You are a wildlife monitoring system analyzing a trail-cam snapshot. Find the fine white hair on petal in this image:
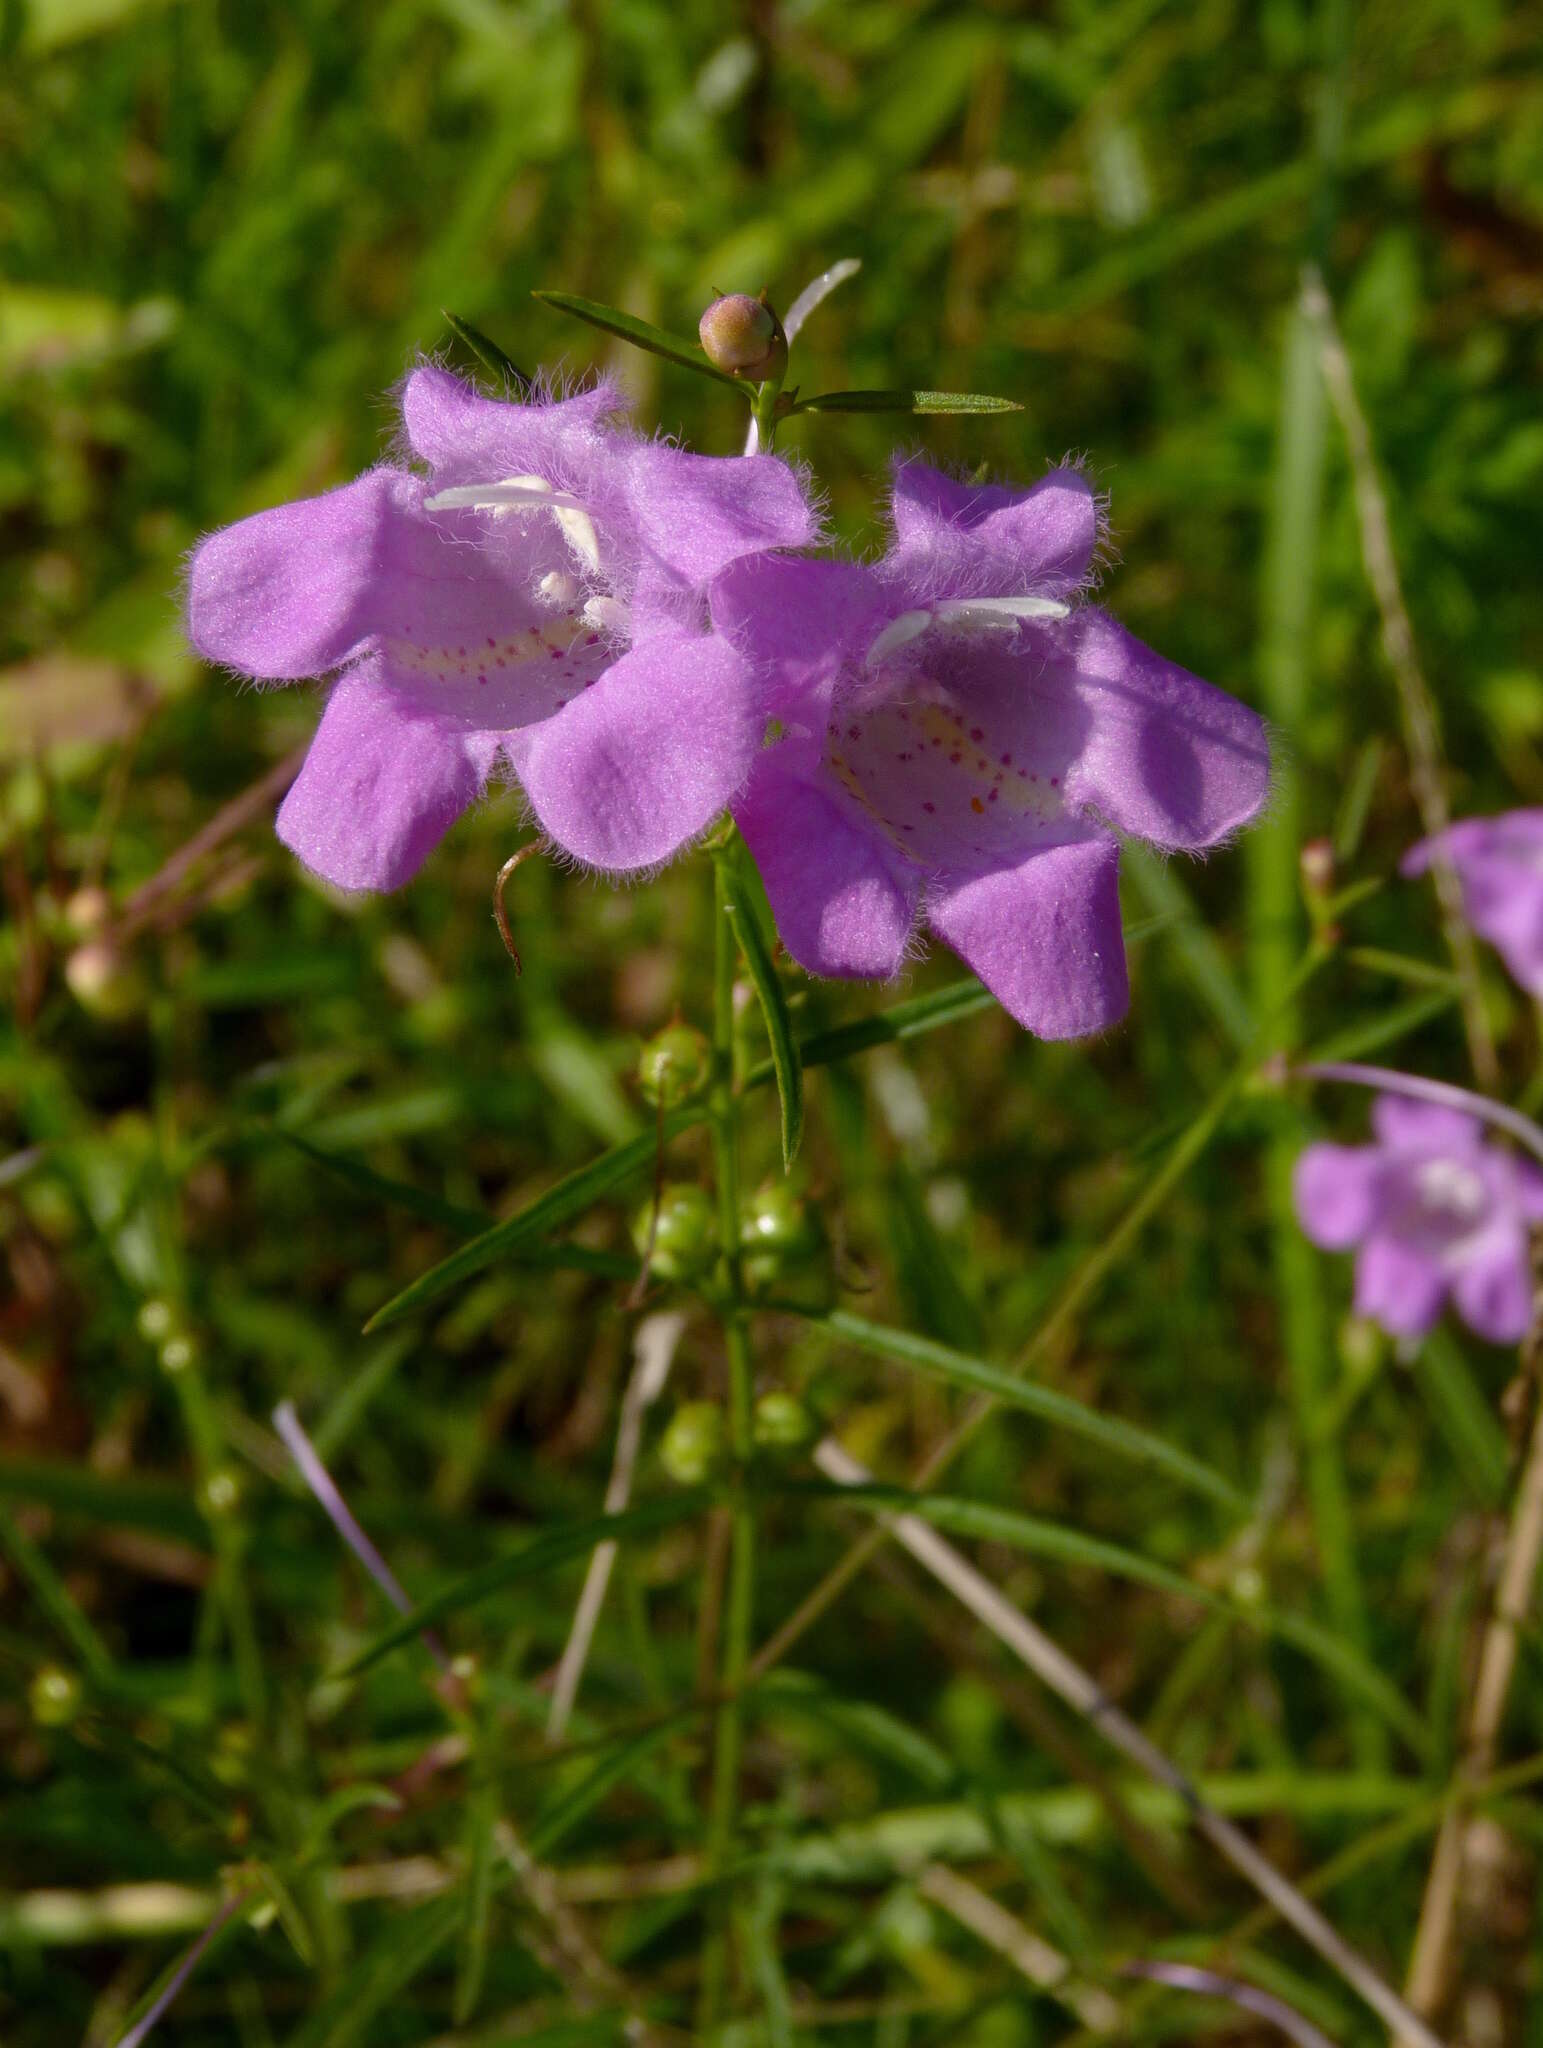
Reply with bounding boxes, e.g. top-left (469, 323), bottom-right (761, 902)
top-left (742, 256), bottom-right (863, 453)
